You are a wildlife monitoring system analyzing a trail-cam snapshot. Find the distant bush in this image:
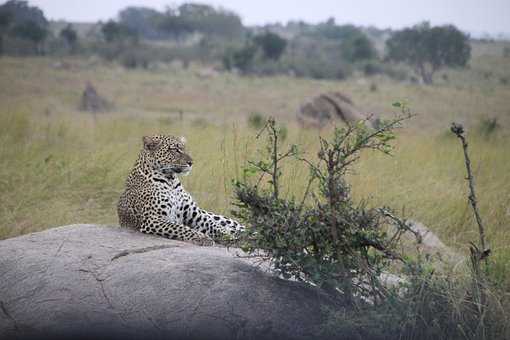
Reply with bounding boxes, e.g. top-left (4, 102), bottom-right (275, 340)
top-left (101, 20), bottom-right (137, 43)
top-left (218, 17), bottom-right (384, 81)
top-left (119, 48), bottom-right (149, 69)
top-left (95, 39), bottom-right (218, 70)
top-left (383, 64), bottom-right (409, 81)
top-left (311, 20), bottom-right (364, 41)
top-left (191, 117), bottom-right (209, 128)
top-left (341, 33), bottom-right (377, 62)
top-left (478, 117), bottom-right (500, 137)
top-left (247, 112), bottom-right (266, 129)
top-left (285, 54), bottom-right (352, 80)
top-left (59, 24), bottom-right (78, 52)
top-left (363, 61), bottom-right (384, 76)
top-left (222, 44), bottom-right (257, 73)
top-left (305, 19), bottom-right (377, 63)
top-left (503, 46), bottom-right (510, 58)
top-left (253, 32), bottom-right (287, 61)
top-left (222, 32), bottom-right (287, 74)
top-left (362, 61), bottom-right (409, 81)
top-left (483, 71), bottom-right (493, 79)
